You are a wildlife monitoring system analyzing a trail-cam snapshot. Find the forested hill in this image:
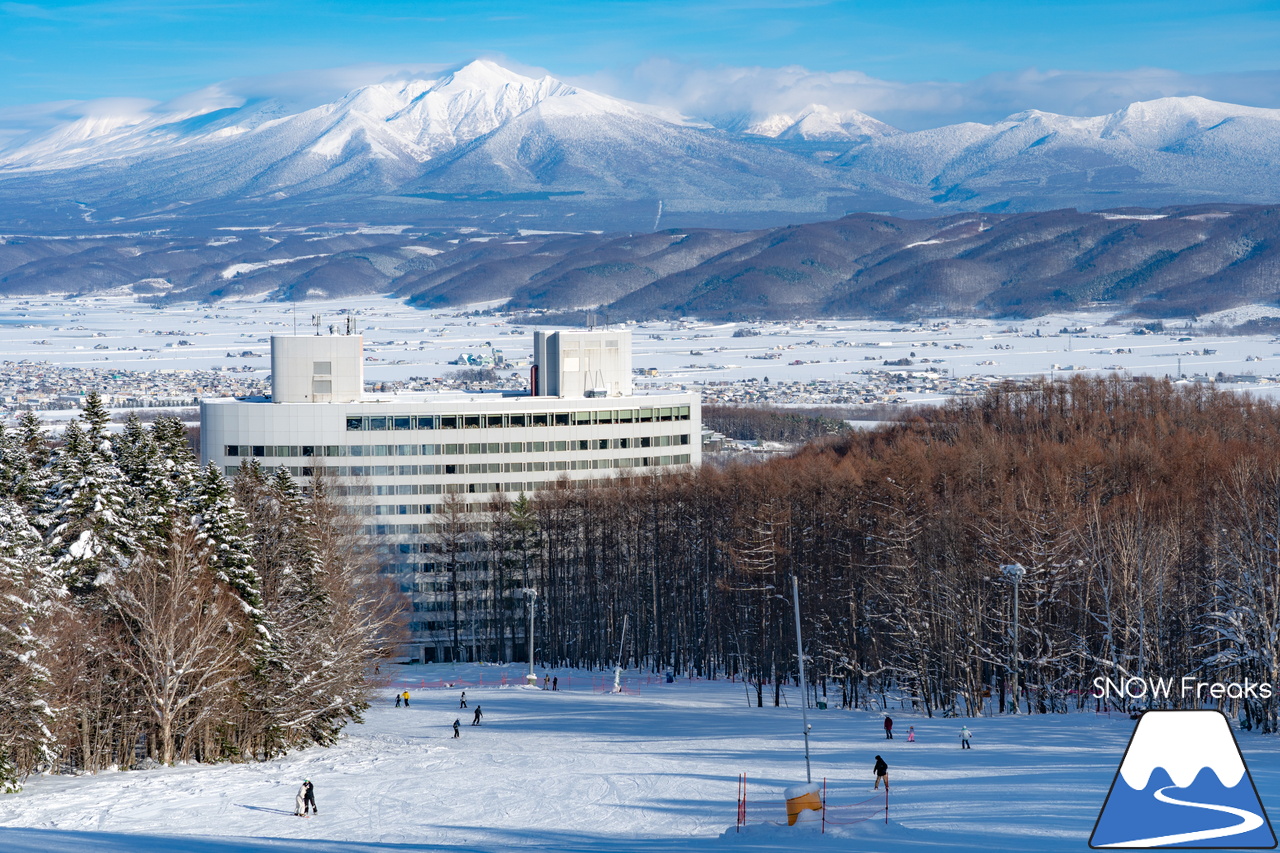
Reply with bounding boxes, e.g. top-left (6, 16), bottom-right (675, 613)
top-left (3, 205), bottom-right (1279, 322)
